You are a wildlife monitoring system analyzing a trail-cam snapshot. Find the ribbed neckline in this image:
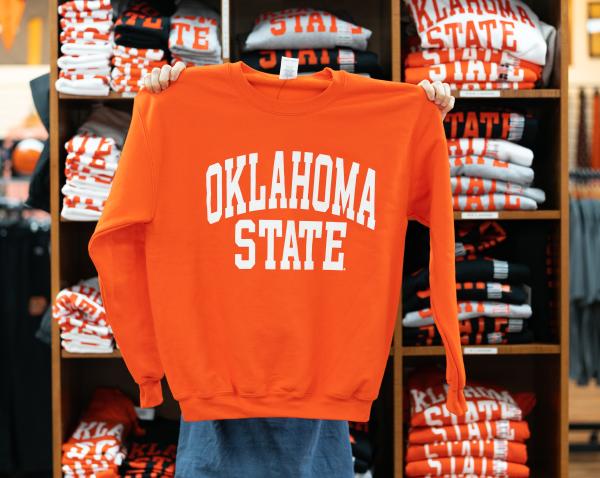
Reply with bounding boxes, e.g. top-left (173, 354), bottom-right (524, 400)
top-left (228, 61), bottom-right (345, 115)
